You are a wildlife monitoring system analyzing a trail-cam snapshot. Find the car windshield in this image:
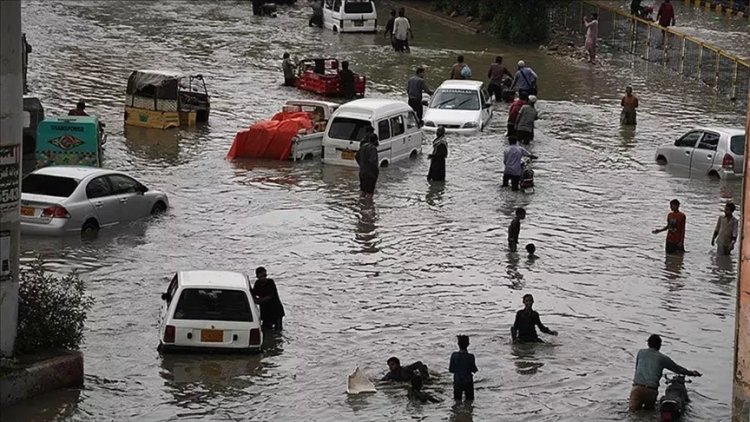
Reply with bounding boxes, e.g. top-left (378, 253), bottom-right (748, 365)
top-left (22, 174), bottom-right (79, 197)
top-left (328, 117), bottom-right (370, 141)
top-left (429, 89), bottom-right (480, 110)
top-left (344, 0), bottom-right (373, 13)
top-left (730, 135), bottom-right (745, 155)
top-left (173, 289), bottom-right (253, 322)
